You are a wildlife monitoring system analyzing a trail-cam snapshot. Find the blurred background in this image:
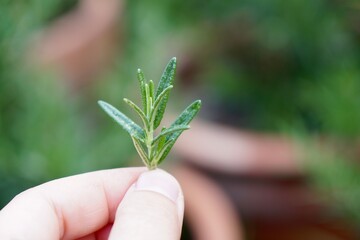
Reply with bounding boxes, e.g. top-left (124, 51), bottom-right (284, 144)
top-left (1, 0), bottom-right (360, 239)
